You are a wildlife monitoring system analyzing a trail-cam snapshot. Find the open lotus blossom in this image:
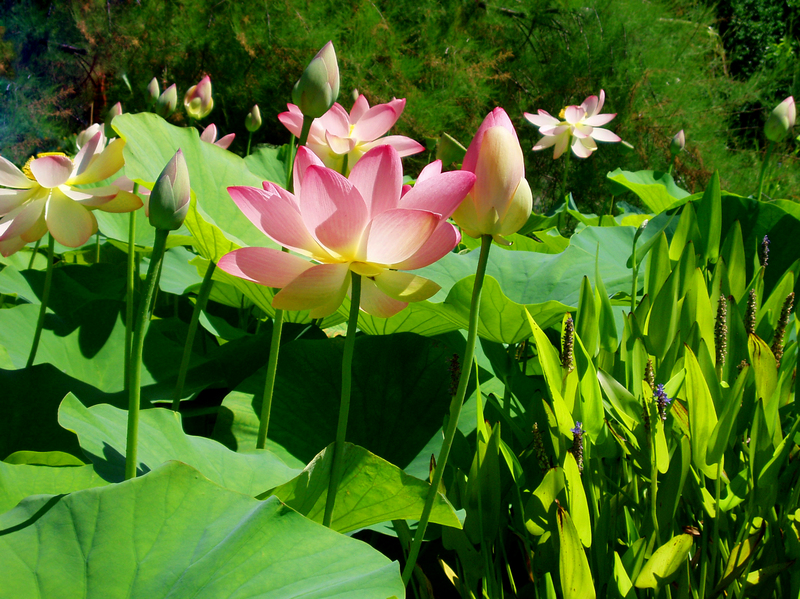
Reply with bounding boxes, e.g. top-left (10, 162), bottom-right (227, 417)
top-left (218, 145), bottom-right (476, 318)
top-left (200, 124), bottom-right (235, 150)
top-left (524, 90), bottom-right (621, 158)
top-left (0, 132), bottom-right (142, 256)
top-left (278, 95), bottom-right (424, 174)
